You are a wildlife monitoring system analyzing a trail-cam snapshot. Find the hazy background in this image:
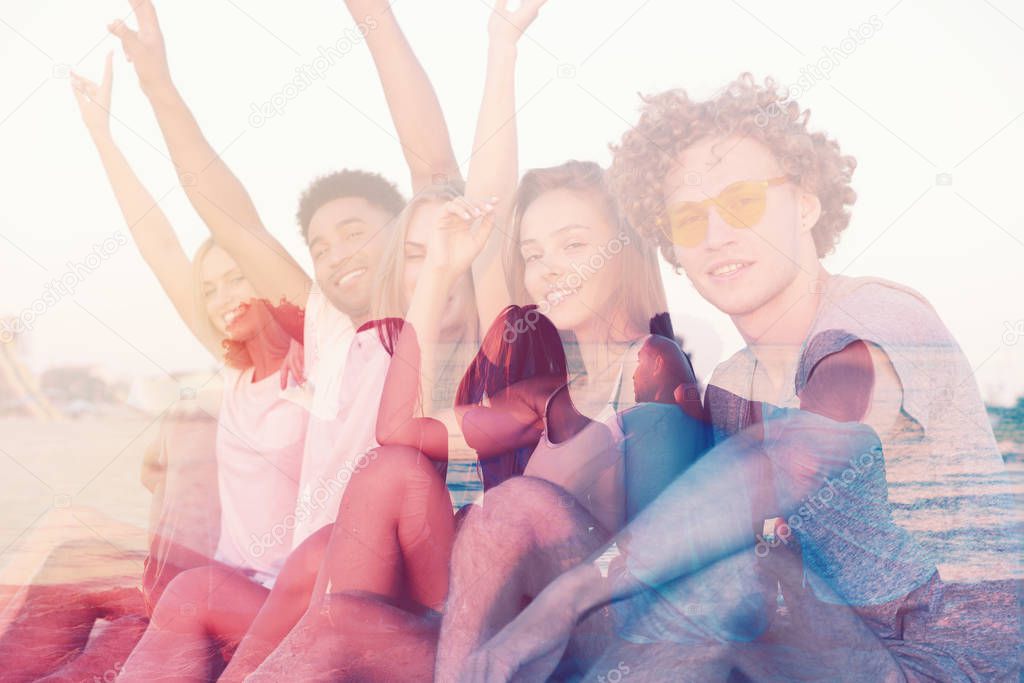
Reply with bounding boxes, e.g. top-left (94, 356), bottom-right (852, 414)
top-left (2, 0), bottom-right (1022, 403)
